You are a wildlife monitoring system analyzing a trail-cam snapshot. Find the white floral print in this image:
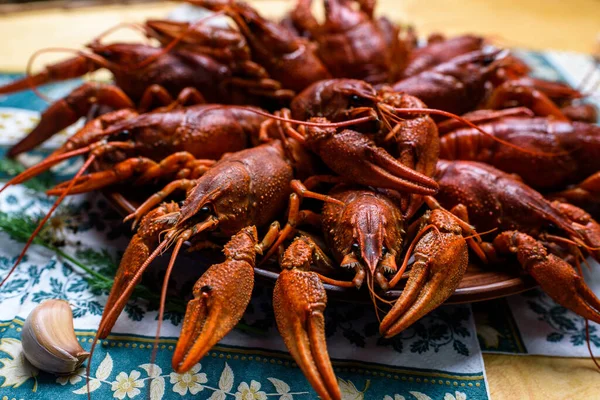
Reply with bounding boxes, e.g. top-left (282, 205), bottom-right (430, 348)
top-left (383, 395), bottom-right (406, 400)
top-left (339, 378), bottom-right (369, 400)
top-left (111, 370), bottom-right (144, 399)
top-left (169, 363), bottom-right (208, 395)
top-left (383, 392), bottom-right (466, 400)
top-left (234, 380), bottom-right (267, 400)
top-left (444, 392), bottom-right (467, 400)
top-left (0, 338), bottom-right (39, 391)
top-left (57, 367), bottom-right (85, 385)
